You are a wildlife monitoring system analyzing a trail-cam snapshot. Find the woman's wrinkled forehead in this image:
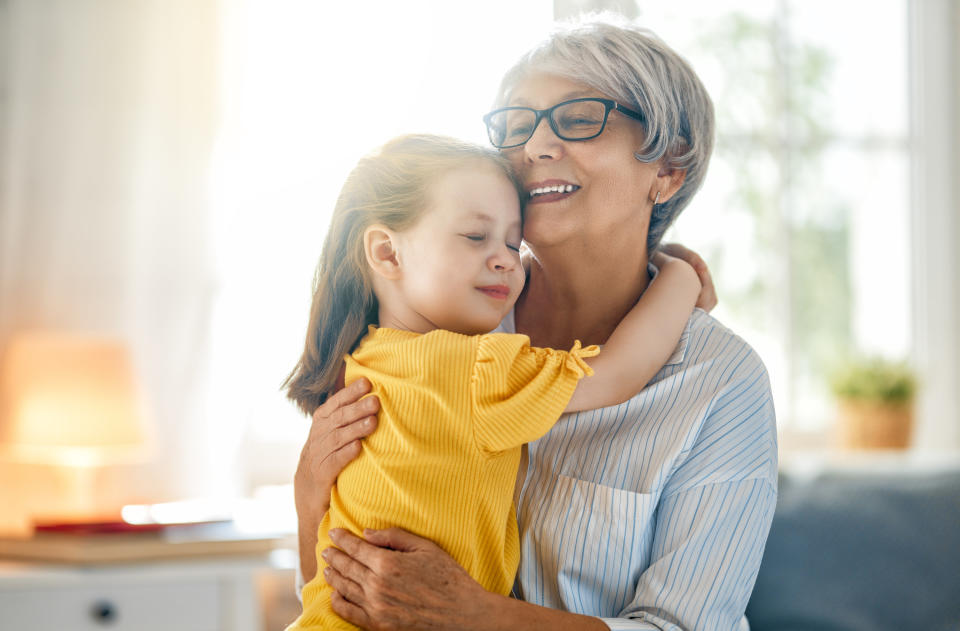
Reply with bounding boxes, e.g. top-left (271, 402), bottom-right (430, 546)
top-left (499, 61), bottom-right (592, 107)
top-left (502, 72), bottom-right (604, 108)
